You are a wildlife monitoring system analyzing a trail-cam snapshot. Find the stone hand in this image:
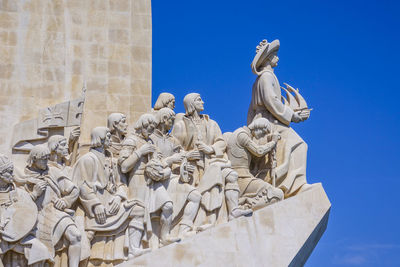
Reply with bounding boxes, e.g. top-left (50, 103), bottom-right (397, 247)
top-left (299, 109), bottom-right (310, 121)
top-left (170, 153), bottom-right (184, 164)
top-left (186, 150), bottom-right (201, 161)
top-left (94, 204), bottom-right (107, 224)
top-left (33, 181), bottom-right (47, 196)
top-left (186, 164), bottom-right (195, 175)
top-left (54, 198), bottom-right (67, 210)
top-left (108, 196), bottom-right (121, 215)
top-left (271, 133), bottom-right (280, 143)
top-left (138, 144), bottom-right (156, 156)
top-left (291, 111), bottom-right (303, 123)
top-left (196, 142), bottom-right (214, 155)
top-left (69, 127), bottom-right (81, 141)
